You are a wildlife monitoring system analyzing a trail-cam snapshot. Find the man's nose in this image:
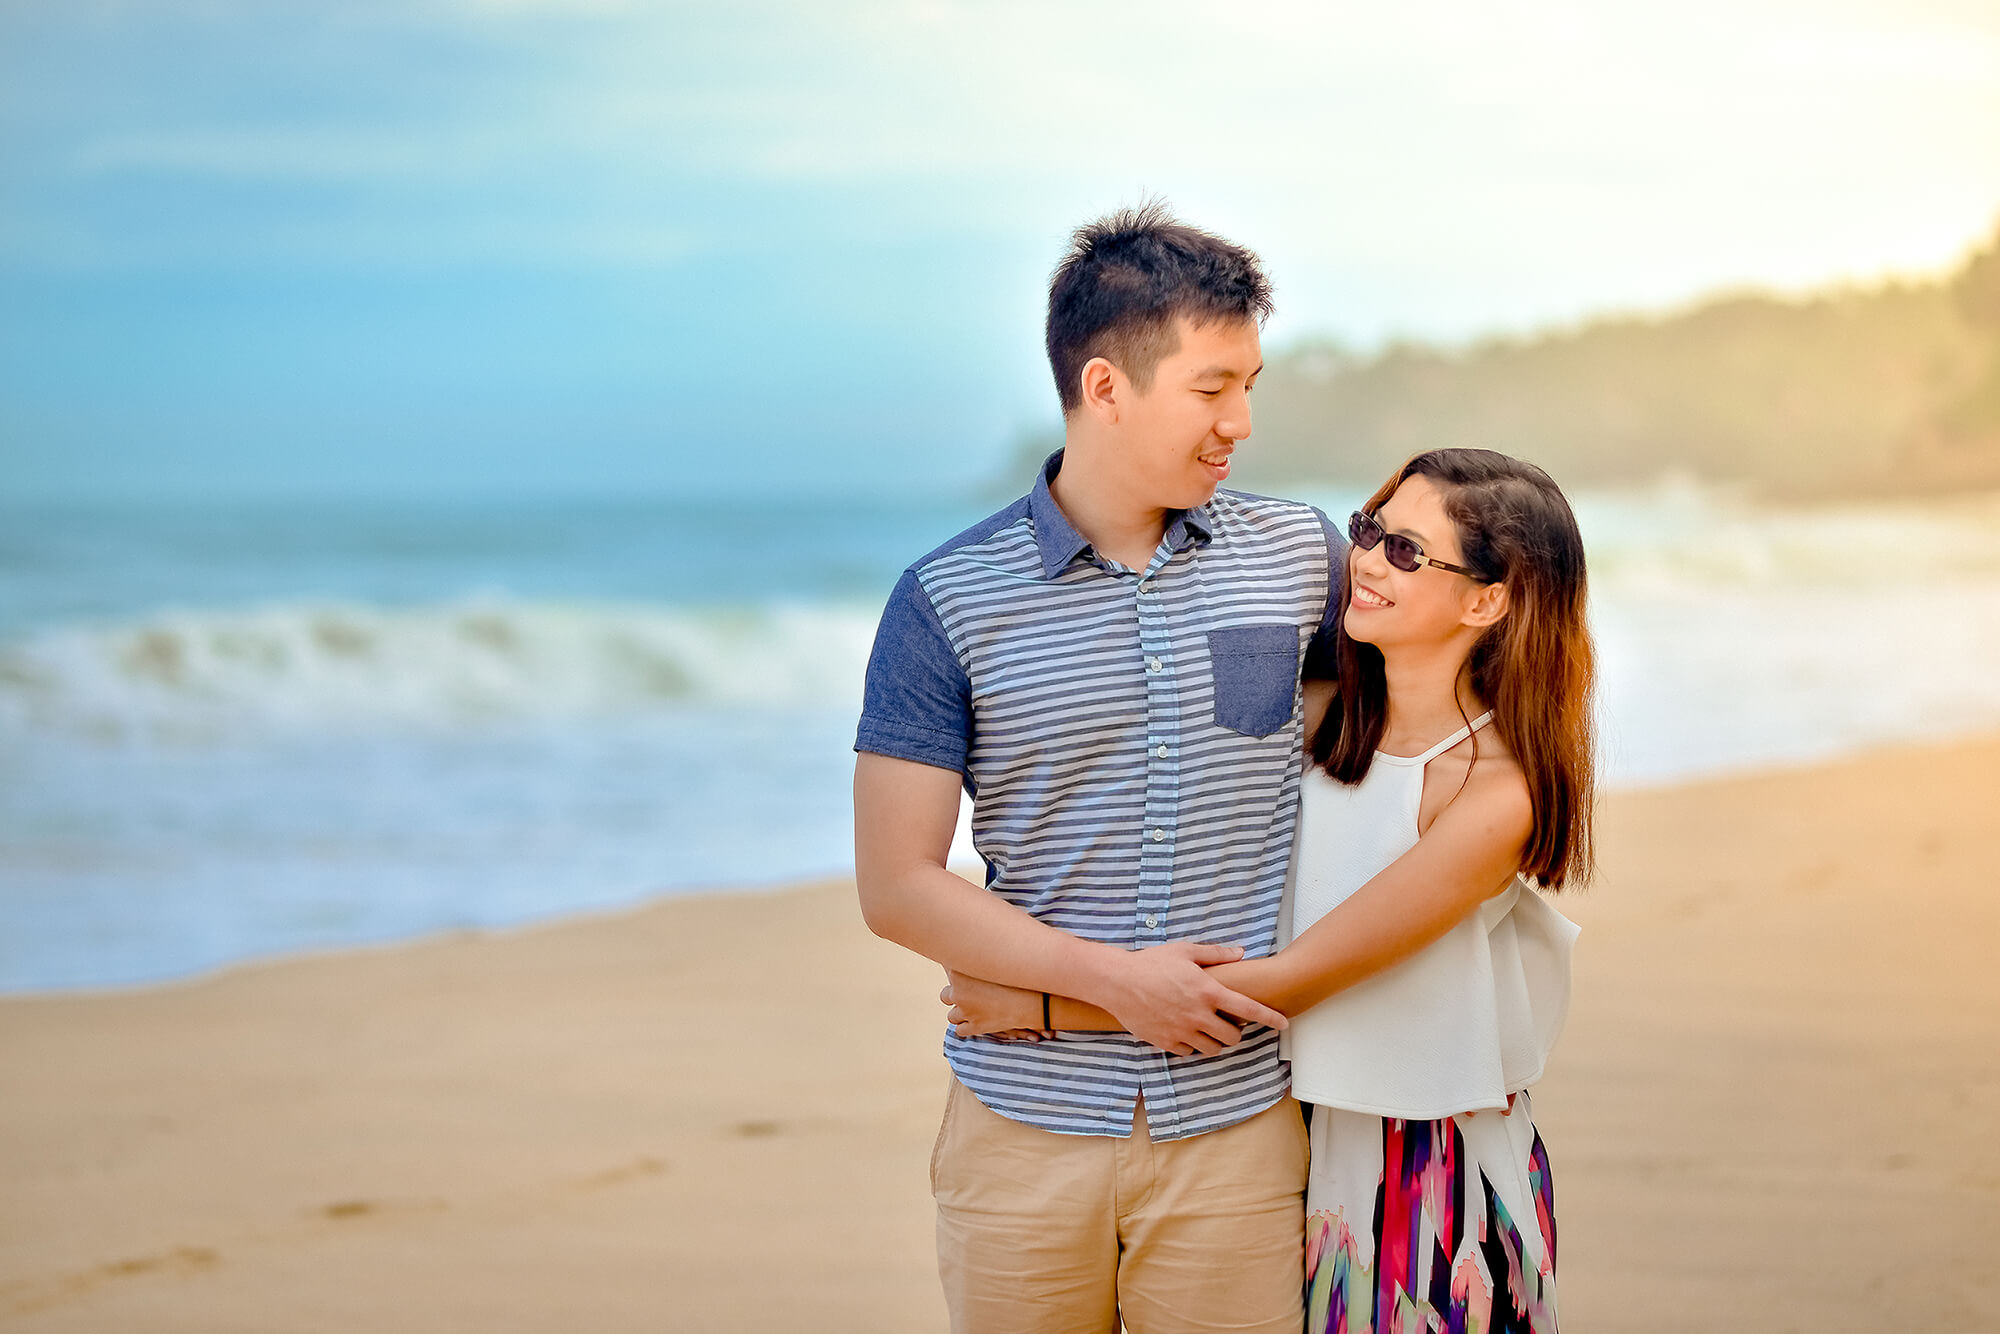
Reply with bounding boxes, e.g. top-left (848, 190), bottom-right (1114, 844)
top-left (1216, 391), bottom-right (1252, 443)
